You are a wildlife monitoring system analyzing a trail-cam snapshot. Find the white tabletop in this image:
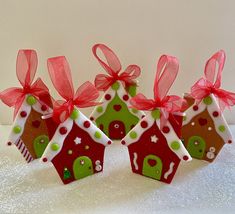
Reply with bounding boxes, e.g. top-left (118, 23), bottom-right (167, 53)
top-left (0, 125), bottom-right (235, 214)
